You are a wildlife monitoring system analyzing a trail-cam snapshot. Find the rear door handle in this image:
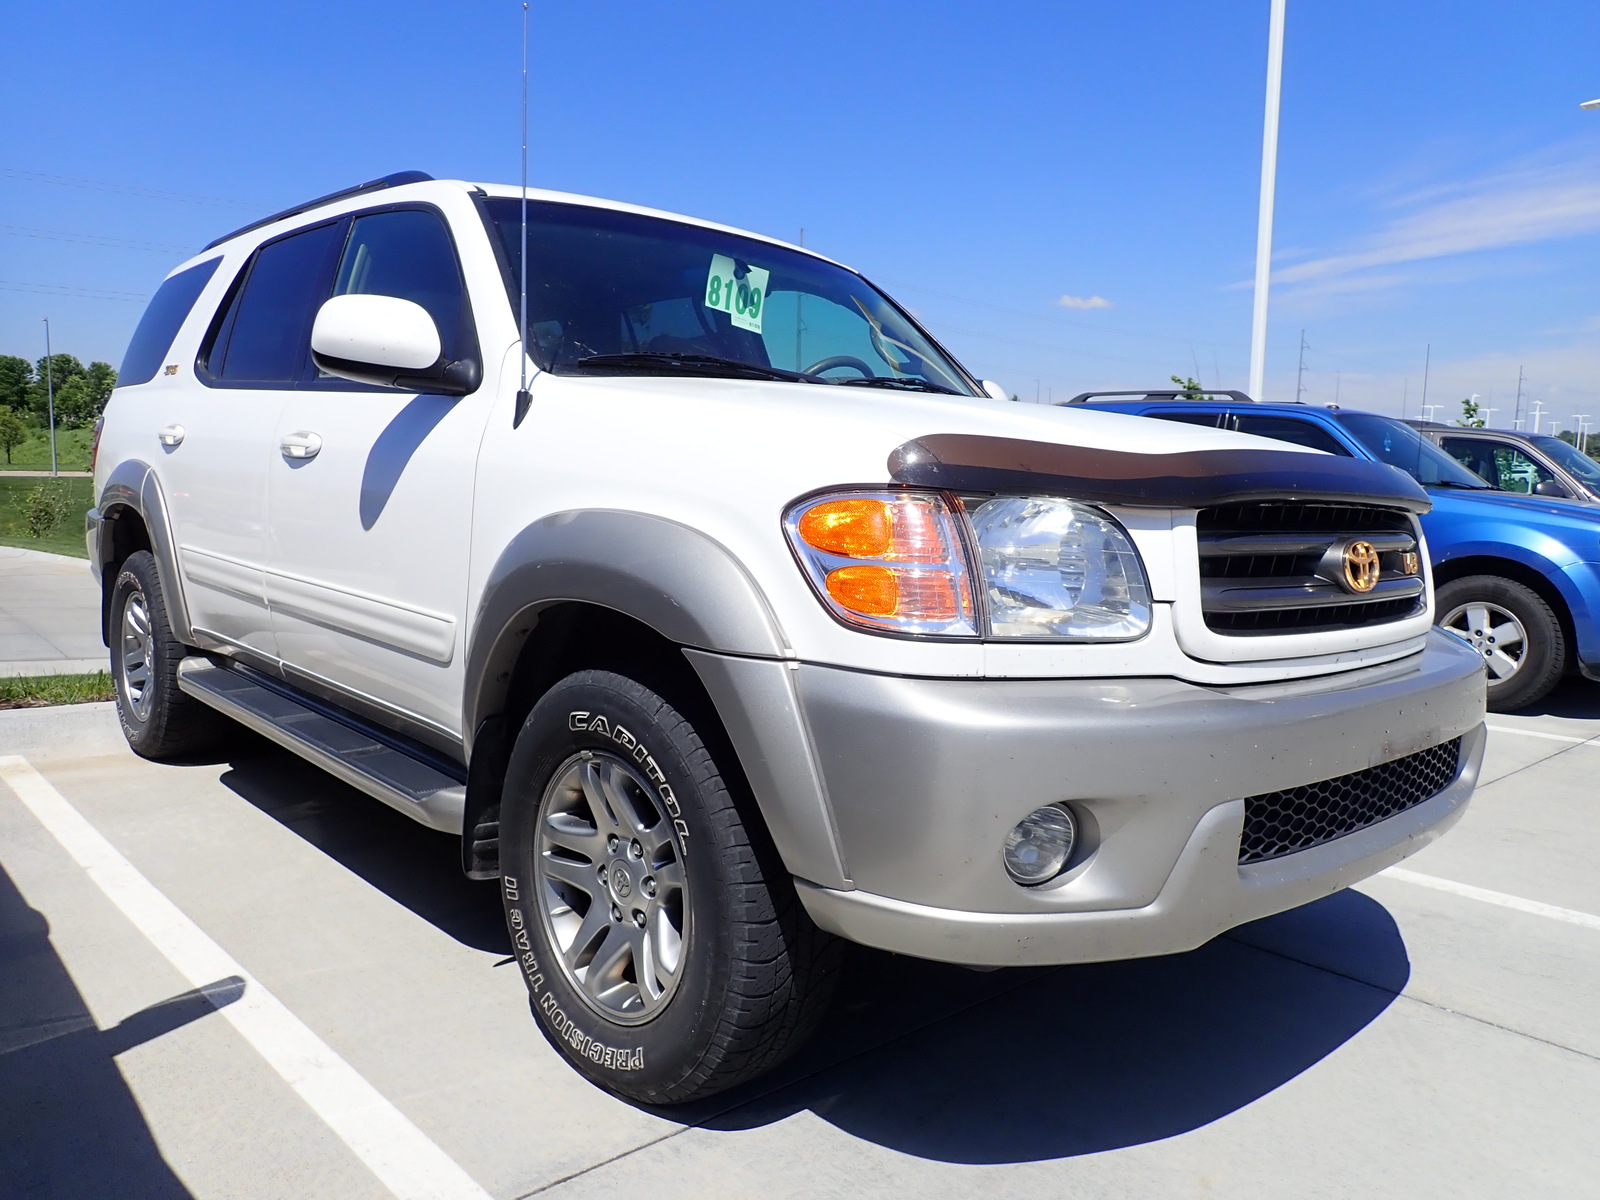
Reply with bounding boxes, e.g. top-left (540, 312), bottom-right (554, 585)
top-left (158, 424), bottom-right (185, 447)
top-left (280, 431), bottom-right (323, 460)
